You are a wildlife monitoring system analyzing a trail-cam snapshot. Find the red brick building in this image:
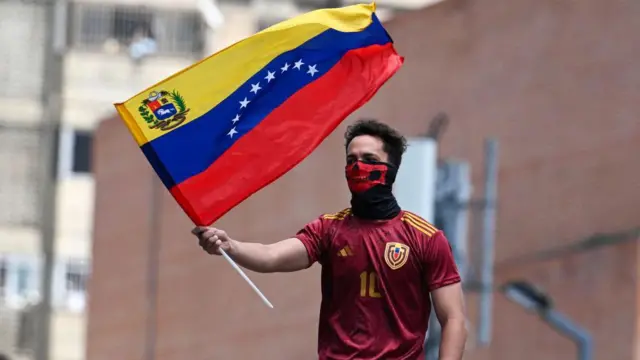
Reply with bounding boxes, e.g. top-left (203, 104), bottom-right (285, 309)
top-left (87, 0), bottom-right (640, 359)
